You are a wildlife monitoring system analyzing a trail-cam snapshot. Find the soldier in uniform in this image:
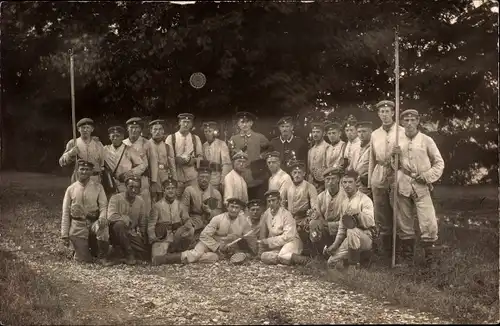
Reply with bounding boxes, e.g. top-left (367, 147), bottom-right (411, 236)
top-left (124, 117), bottom-right (160, 215)
top-left (266, 151), bottom-right (293, 202)
top-left (107, 176), bottom-right (149, 265)
top-left (269, 116), bottom-right (308, 171)
top-left (283, 160), bottom-right (319, 256)
top-left (324, 122), bottom-right (347, 169)
top-left (258, 190), bottom-right (303, 265)
top-left (392, 109), bottom-right (445, 267)
top-left (103, 126), bottom-right (146, 194)
top-left (165, 113), bottom-right (203, 197)
top-left (60, 160), bottom-right (112, 265)
top-left (307, 122), bottom-right (334, 193)
top-left (148, 119), bottom-right (177, 202)
top-left (229, 111), bottom-right (270, 199)
top-left (324, 170), bottom-right (376, 271)
top-left (223, 151), bottom-right (249, 205)
top-left (59, 118), bottom-right (105, 183)
top-left (152, 198), bottom-right (257, 265)
top-left (149, 179), bottom-right (195, 265)
top-left (368, 100), bottom-right (405, 259)
top-left (182, 162), bottom-right (223, 242)
top-left (247, 199), bottom-right (265, 230)
top-left (349, 121), bottom-right (373, 197)
top-left (343, 117), bottom-right (361, 168)
top-left (201, 121), bottom-right (232, 193)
